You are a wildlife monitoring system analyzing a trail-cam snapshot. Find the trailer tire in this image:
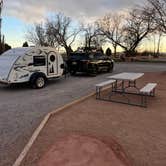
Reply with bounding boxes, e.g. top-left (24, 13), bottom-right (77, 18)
top-left (30, 73), bottom-right (47, 89)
